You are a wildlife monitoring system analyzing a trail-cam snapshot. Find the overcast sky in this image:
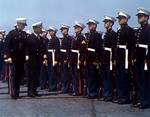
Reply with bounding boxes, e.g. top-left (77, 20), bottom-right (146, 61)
top-left (0, 0), bottom-right (149, 35)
